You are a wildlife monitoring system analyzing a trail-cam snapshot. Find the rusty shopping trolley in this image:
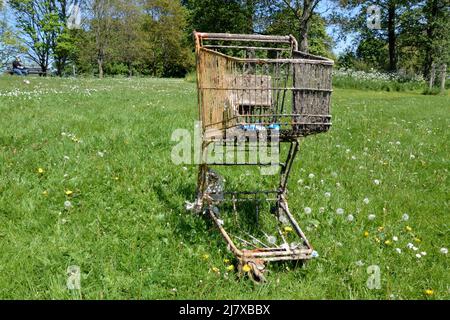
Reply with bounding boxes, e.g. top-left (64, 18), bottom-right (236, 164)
top-left (192, 32), bottom-right (334, 281)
